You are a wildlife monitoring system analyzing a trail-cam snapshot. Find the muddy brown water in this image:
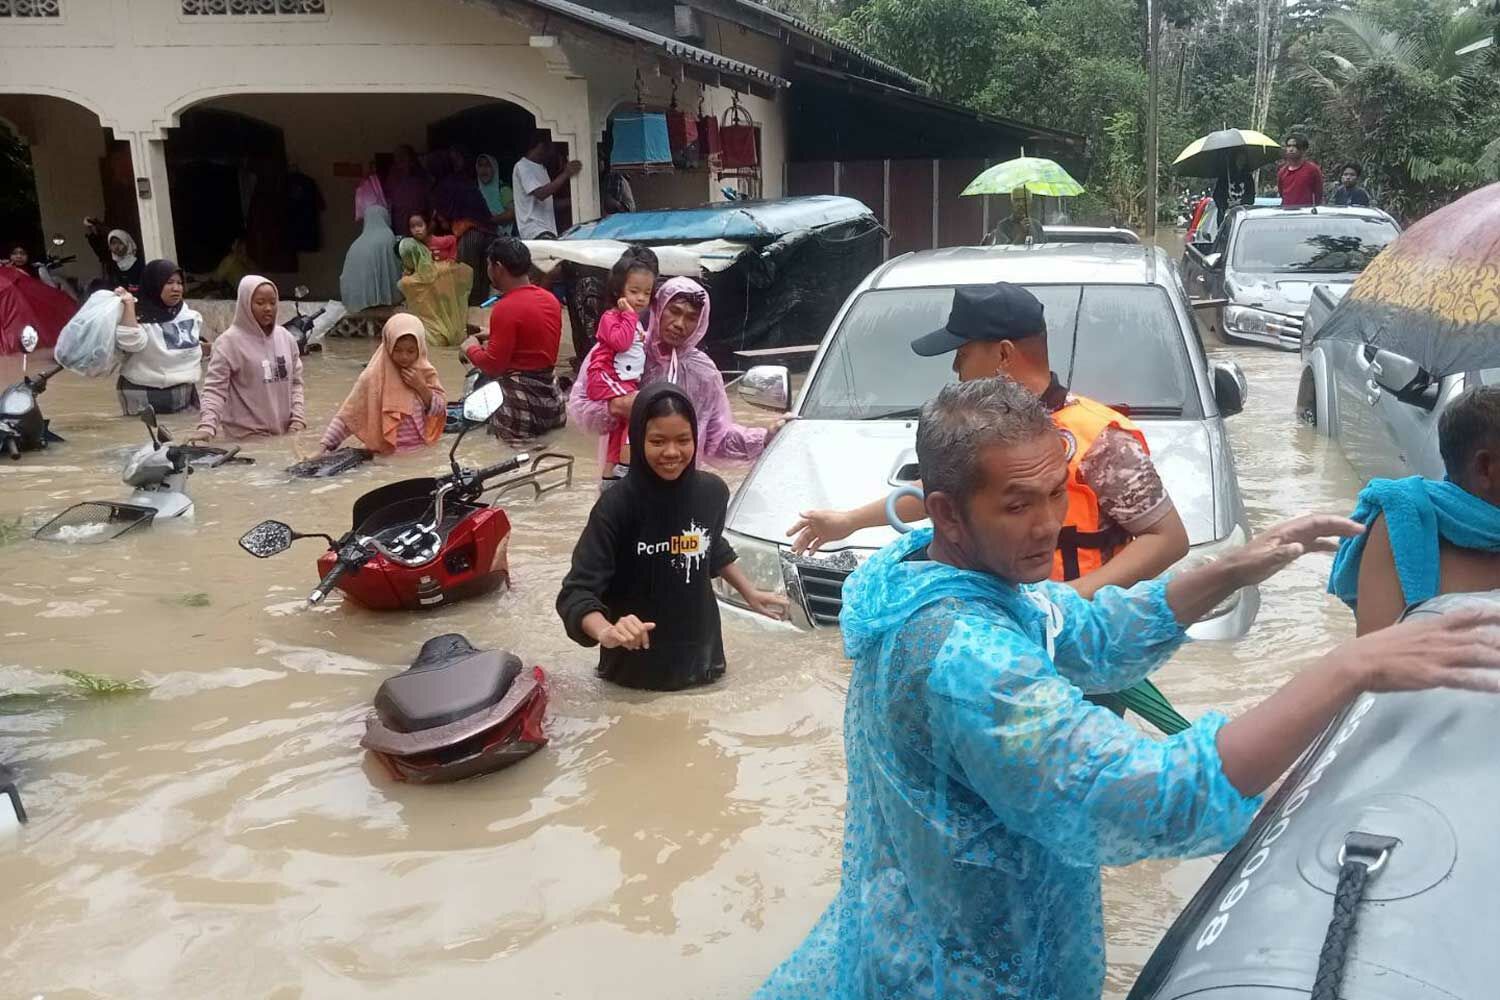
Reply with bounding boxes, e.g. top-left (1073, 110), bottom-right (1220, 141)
top-left (1, 321), bottom-right (1364, 998)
